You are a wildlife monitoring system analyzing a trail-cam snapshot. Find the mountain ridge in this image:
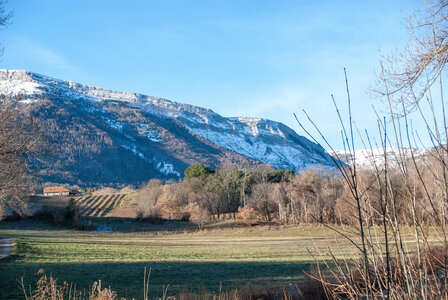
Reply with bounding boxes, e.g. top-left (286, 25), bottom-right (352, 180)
top-left (0, 69), bottom-right (335, 187)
